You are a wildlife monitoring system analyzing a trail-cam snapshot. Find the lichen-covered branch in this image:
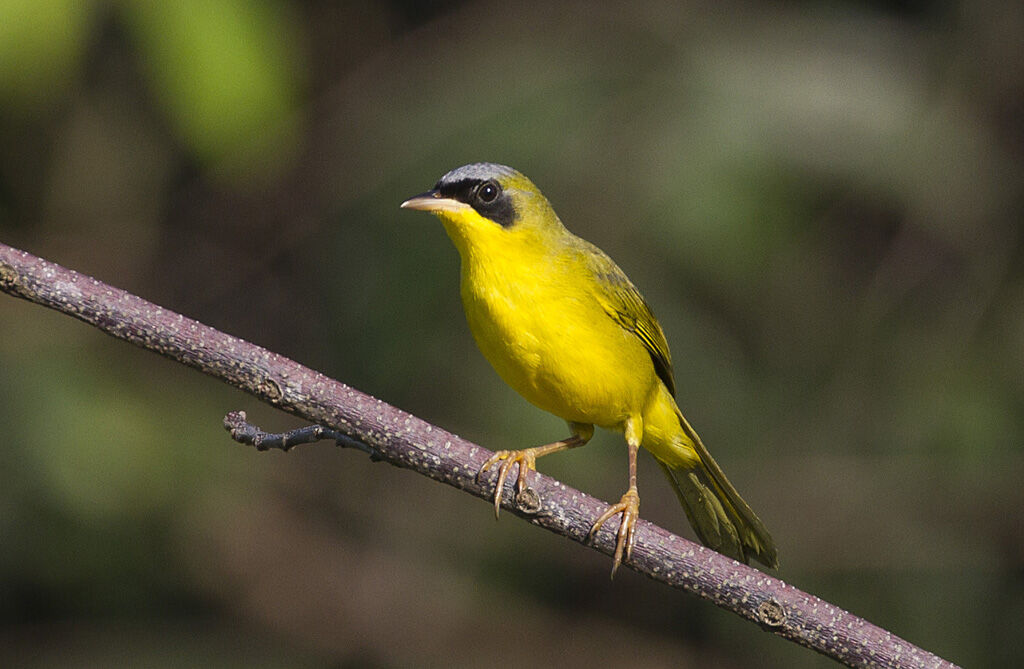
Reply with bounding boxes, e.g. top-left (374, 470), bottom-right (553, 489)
top-left (0, 242), bottom-right (958, 669)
